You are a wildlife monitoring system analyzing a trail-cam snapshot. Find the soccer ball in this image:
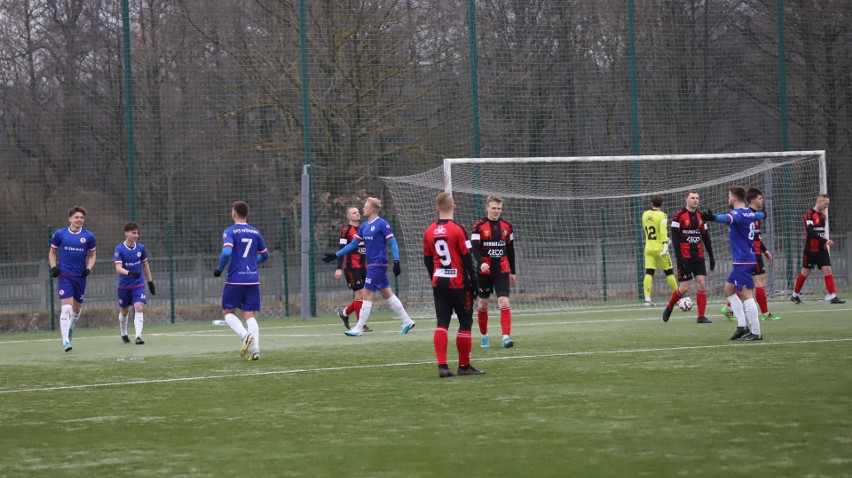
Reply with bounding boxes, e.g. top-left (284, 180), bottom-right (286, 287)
top-left (678, 297), bottom-right (694, 311)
